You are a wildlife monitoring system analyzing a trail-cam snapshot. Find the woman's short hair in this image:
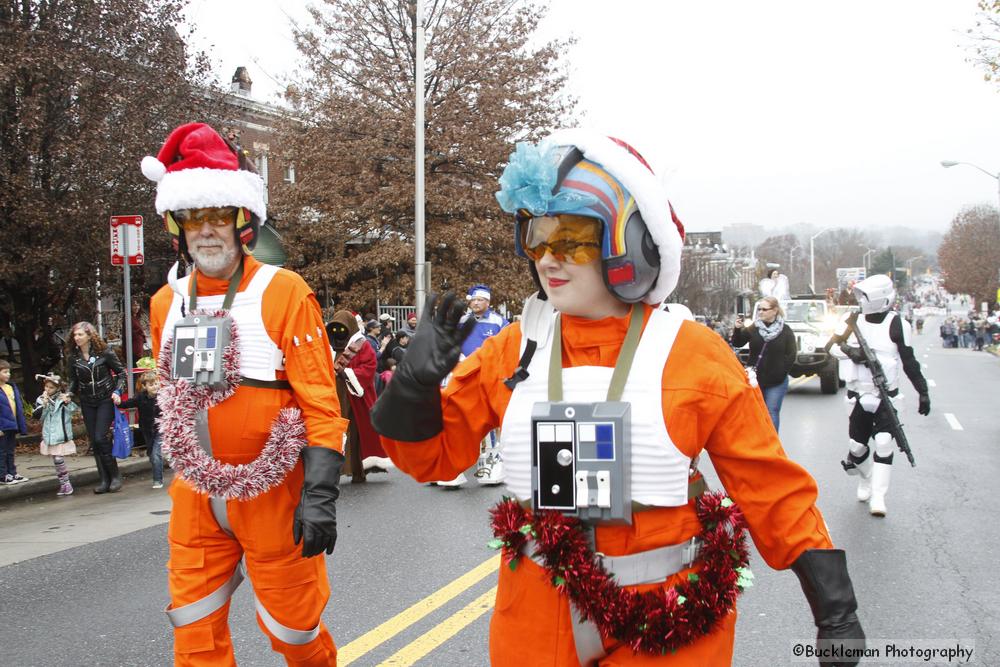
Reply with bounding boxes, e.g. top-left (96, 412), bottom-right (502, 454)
top-left (757, 296), bottom-right (784, 319)
top-left (66, 321), bottom-right (108, 356)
